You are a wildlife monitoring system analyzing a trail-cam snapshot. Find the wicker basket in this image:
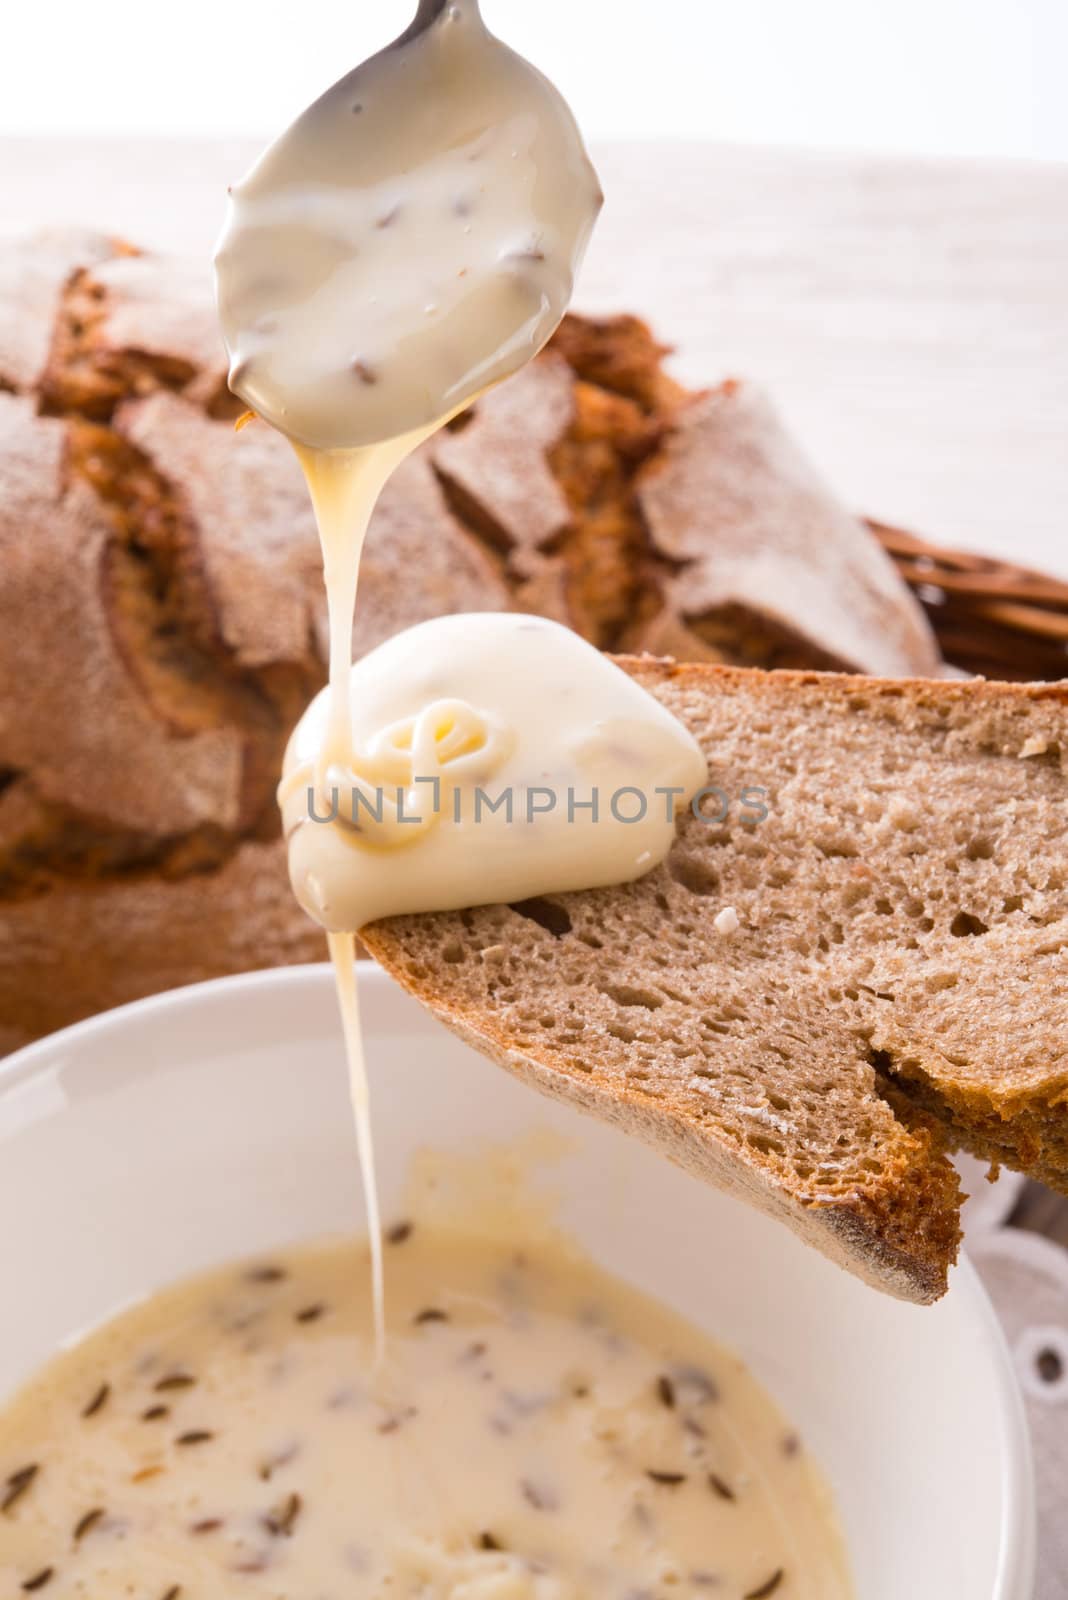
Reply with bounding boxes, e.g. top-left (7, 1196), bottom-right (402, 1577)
top-left (871, 520), bottom-right (1068, 682)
